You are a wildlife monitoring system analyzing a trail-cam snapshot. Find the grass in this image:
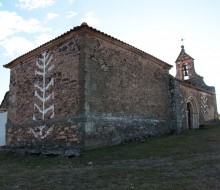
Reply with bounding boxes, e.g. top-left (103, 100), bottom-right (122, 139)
top-left (1, 126), bottom-right (220, 189)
